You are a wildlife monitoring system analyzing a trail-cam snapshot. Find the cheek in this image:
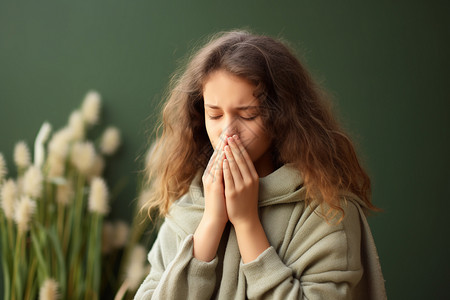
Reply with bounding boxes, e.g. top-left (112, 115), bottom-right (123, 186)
top-left (241, 122), bottom-right (265, 144)
top-left (204, 120), bottom-right (219, 148)
top-left (242, 125), bottom-right (272, 159)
